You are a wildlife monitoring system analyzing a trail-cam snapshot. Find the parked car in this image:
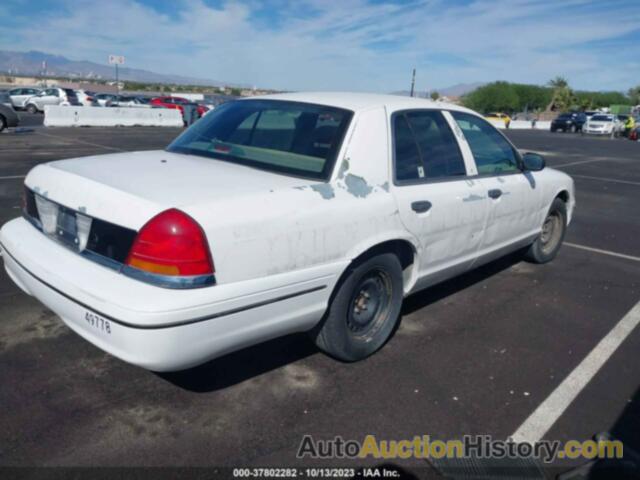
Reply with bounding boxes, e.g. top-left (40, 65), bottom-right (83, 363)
top-left (0, 93), bottom-right (575, 371)
top-left (150, 96), bottom-right (208, 117)
top-left (110, 95), bottom-right (152, 108)
top-left (24, 88), bottom-right (81, 113)
top-left (550, 112), bottom-right (587, 133)
top-left (75, 90), bottom-right (96, 106)
top-left (484, 112), bottom-right (511, 128)
top-left (583, 114), bottom-right (621, 135)
top-left (8, 87), bottom-right (41, 110)
top-left (0, 92), bottom-right (20, 132)
top-left (93, 93), bottom-right (118, 107)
